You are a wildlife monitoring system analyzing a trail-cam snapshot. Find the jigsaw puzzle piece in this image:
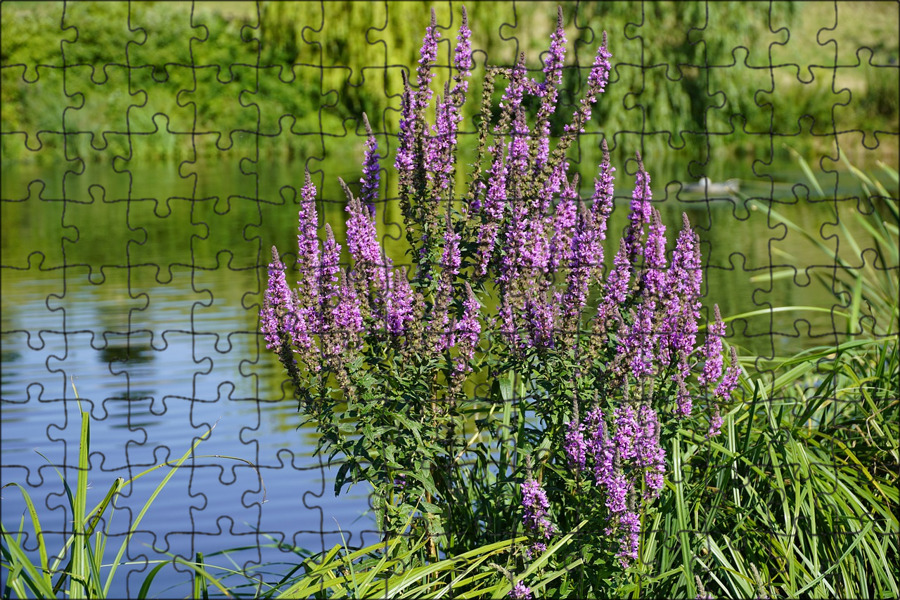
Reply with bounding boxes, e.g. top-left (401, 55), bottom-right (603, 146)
top-left (58, 183), bottom-right (135, 285)
top-left (125, 4), bottom-right (200, 163)
top-left (1, 3), bottom-right (76, 163)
